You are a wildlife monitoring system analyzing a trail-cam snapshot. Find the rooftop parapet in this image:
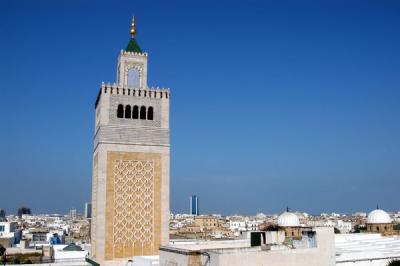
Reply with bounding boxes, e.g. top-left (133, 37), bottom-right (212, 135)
top-left (120, 49), bottom-right (148, 58)
top-left (95, 82), bottom-right (170, 107)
